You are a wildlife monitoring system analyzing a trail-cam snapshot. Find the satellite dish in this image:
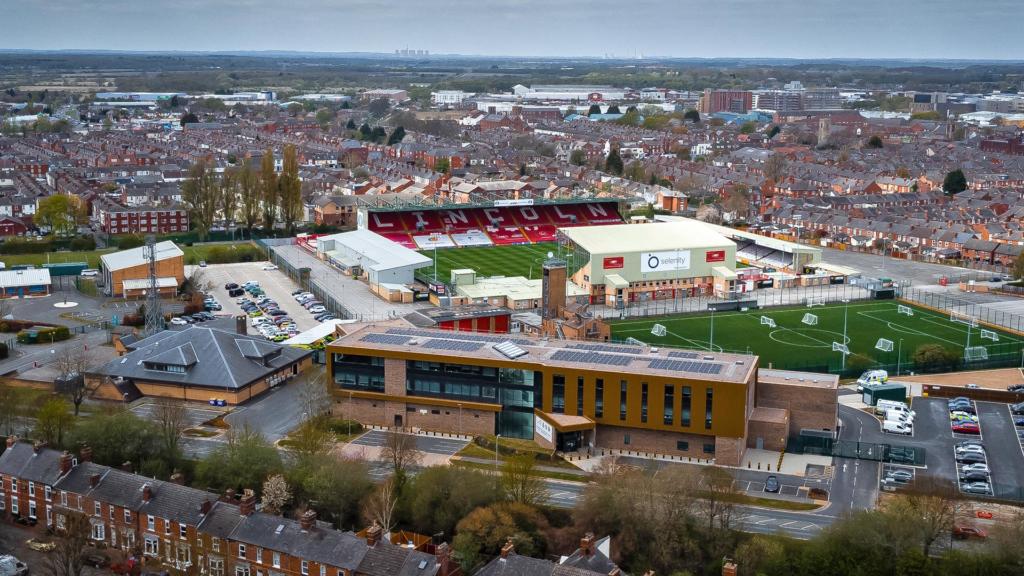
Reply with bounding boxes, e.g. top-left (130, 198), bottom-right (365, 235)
top-left (547, 251), bottom-right (554, 258)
